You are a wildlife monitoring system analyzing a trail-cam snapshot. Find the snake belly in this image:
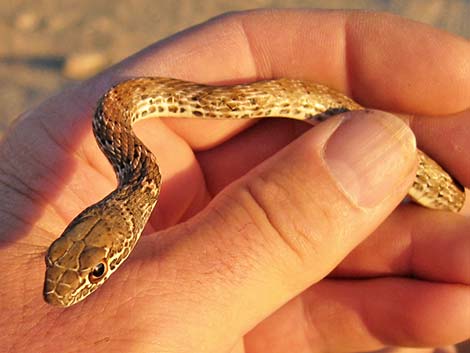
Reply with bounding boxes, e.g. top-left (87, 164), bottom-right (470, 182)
top-left (43, 77), bottom-right (465, 307)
